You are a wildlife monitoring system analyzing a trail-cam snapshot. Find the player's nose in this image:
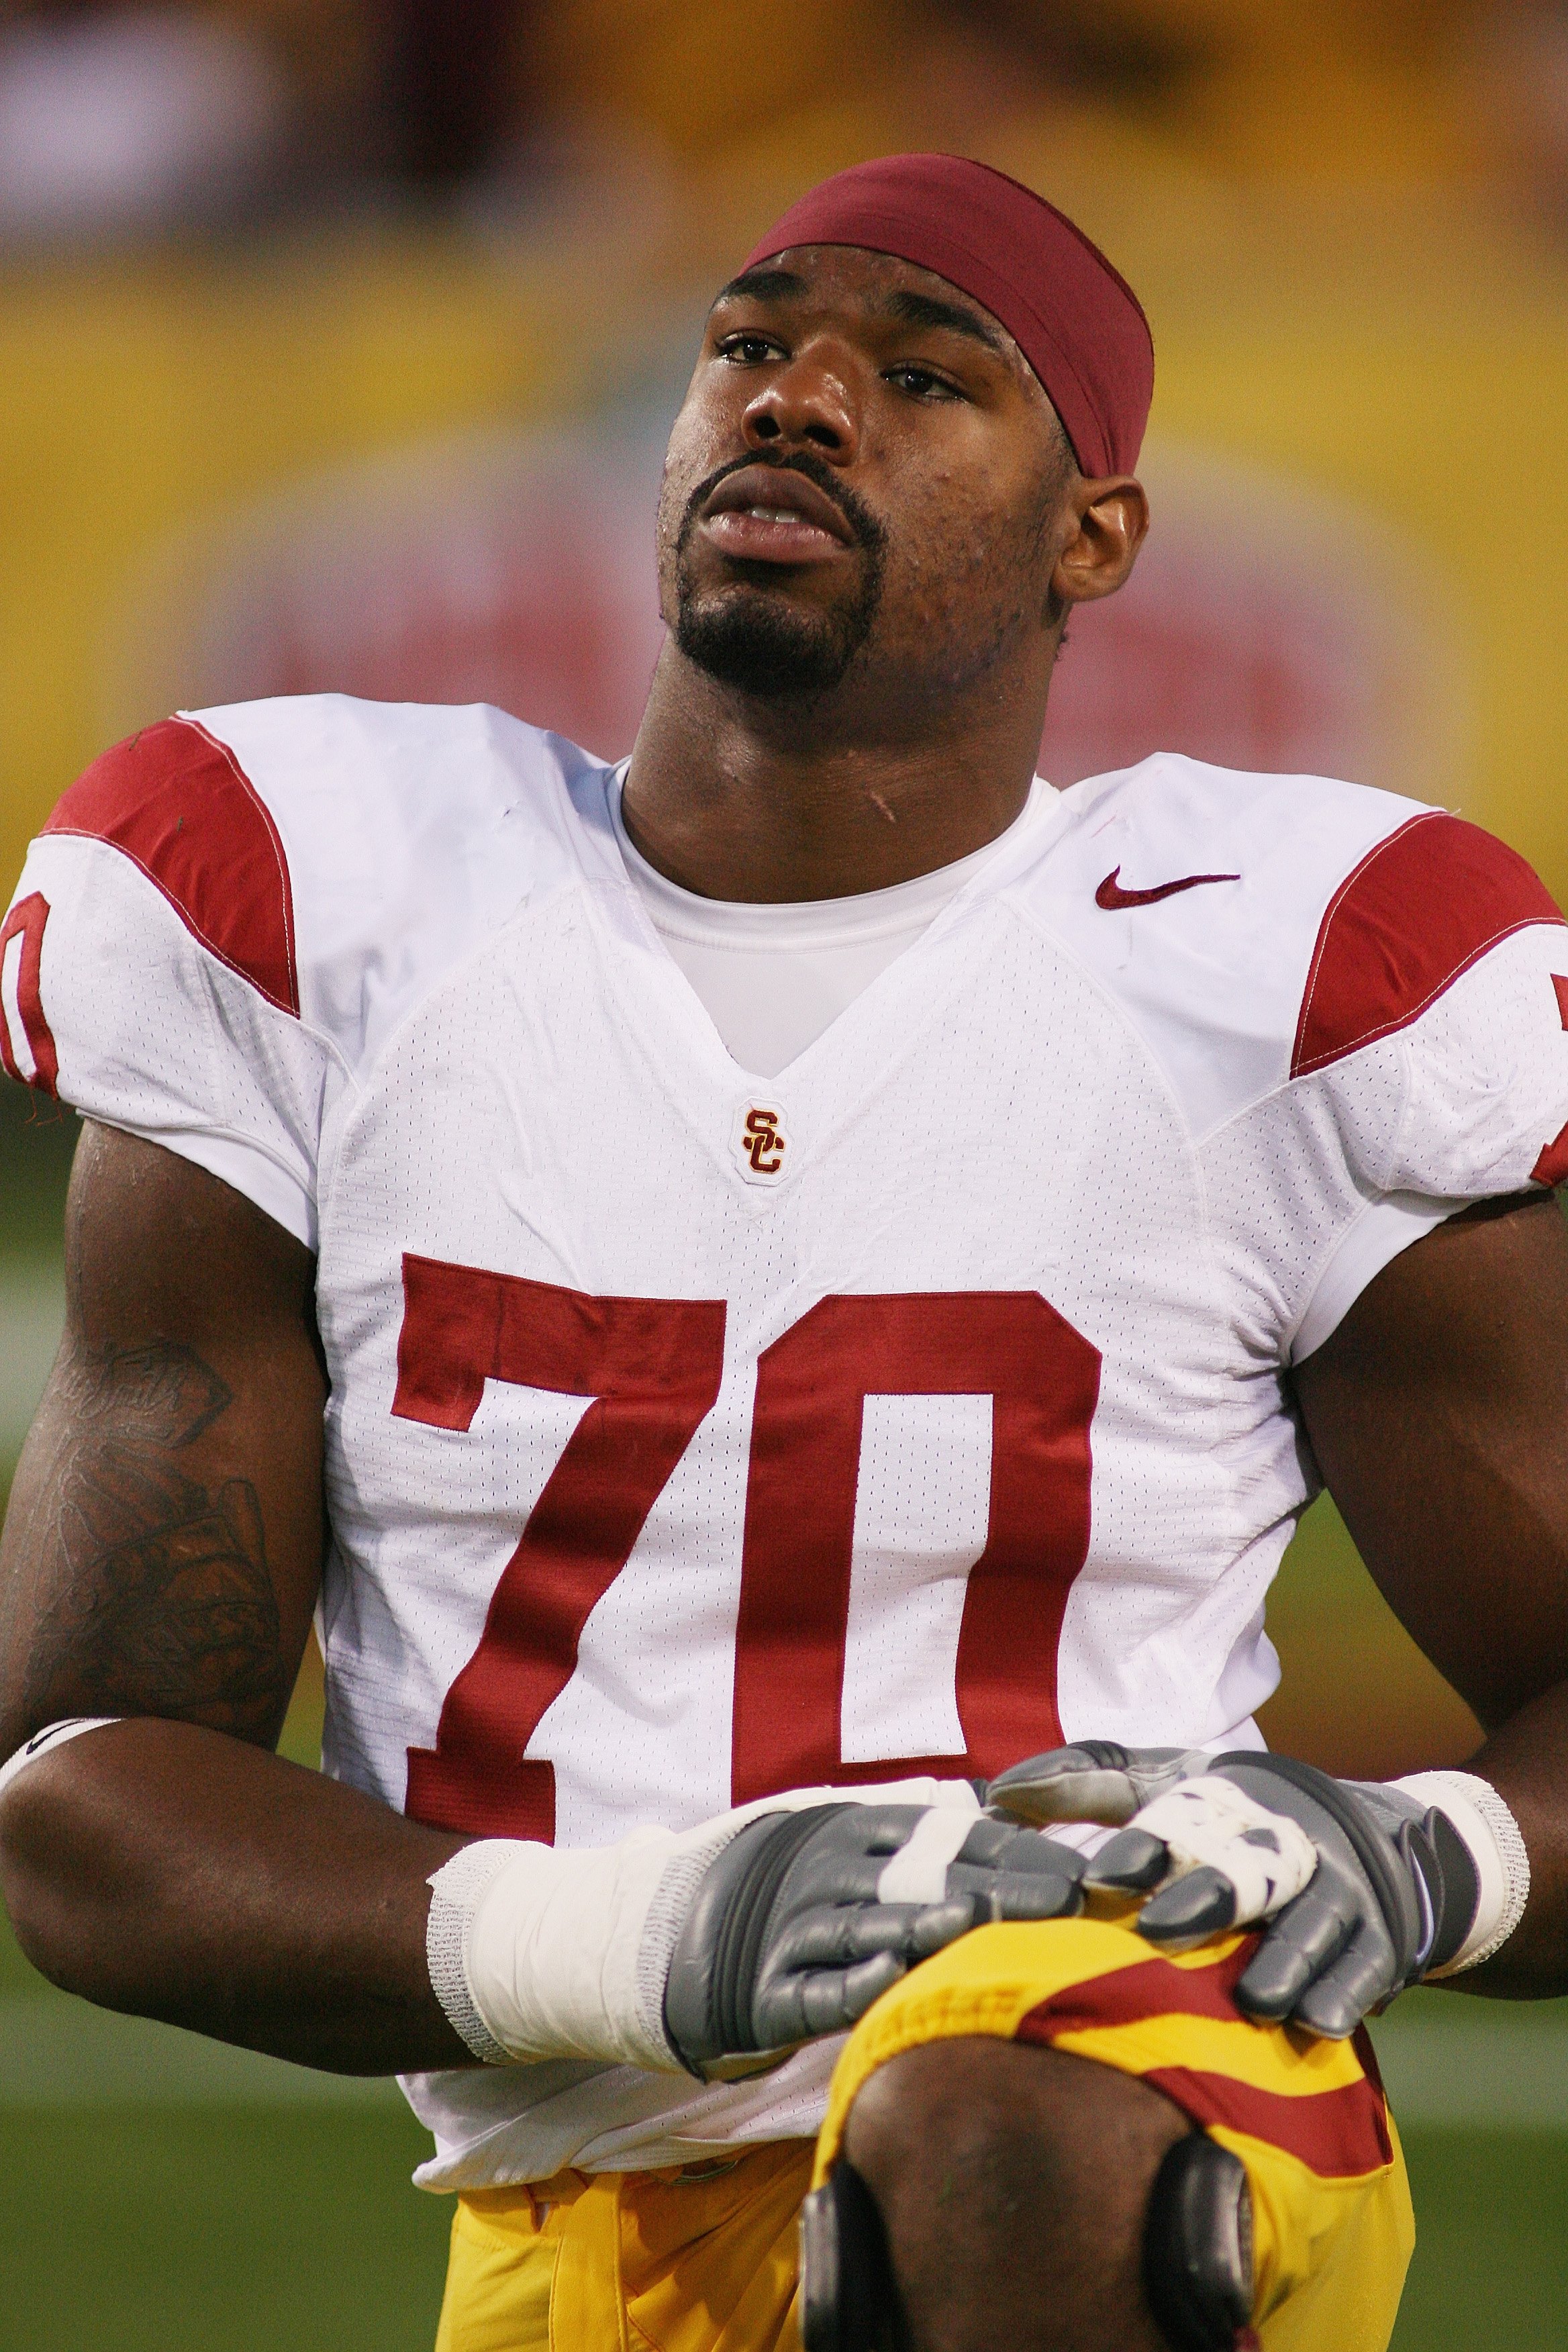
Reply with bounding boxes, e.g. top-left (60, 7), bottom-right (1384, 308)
top-left (742, 350), bottom-right (859, 464)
